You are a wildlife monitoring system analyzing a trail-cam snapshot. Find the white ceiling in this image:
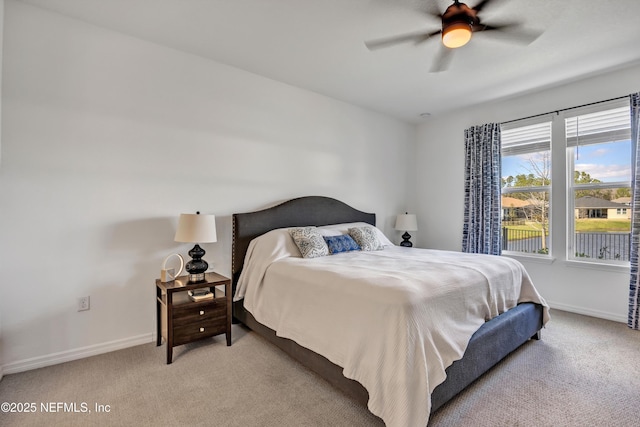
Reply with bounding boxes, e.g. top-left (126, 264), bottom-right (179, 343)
top-left (16, 0), bottom-right (640, 123)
